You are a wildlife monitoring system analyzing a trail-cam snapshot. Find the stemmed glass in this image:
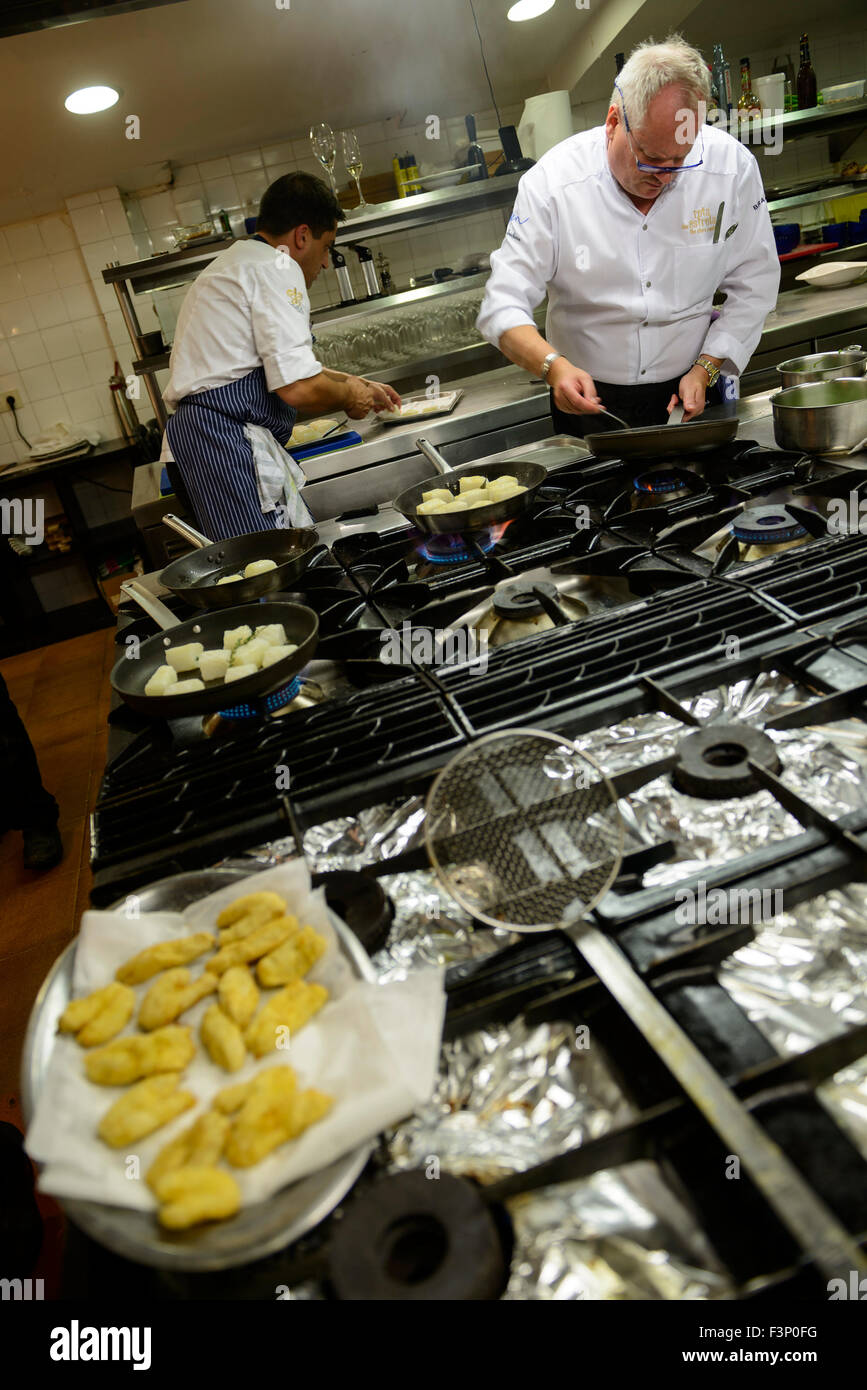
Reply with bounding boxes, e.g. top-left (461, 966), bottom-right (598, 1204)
top-left (341, 129), bottom-right (367, 211)
top-left (309, 122), bottom-right (338, 196)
